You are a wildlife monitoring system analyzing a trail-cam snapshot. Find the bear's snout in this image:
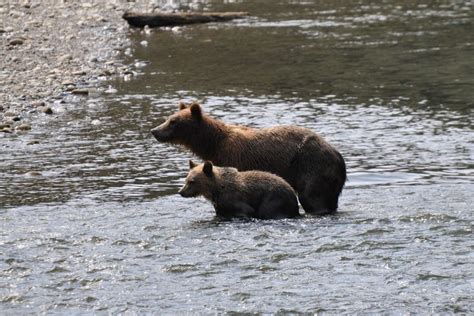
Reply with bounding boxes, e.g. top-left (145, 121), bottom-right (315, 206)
top-left (150, 127), bottom-right (160, 139)
top-left (178, 183), bottom-right (195, 198)
top-left (151, 124), bottom-right (170, 142)
top-left (178, 186), bottom-right (188, 197)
